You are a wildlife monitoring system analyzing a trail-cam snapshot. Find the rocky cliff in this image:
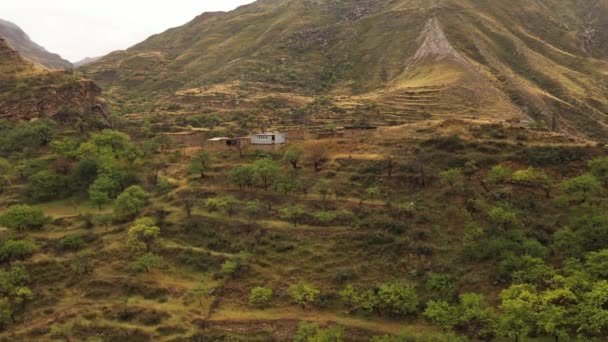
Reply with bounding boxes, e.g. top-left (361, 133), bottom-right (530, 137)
top-left (0, 38), bottom-right (107, 122)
